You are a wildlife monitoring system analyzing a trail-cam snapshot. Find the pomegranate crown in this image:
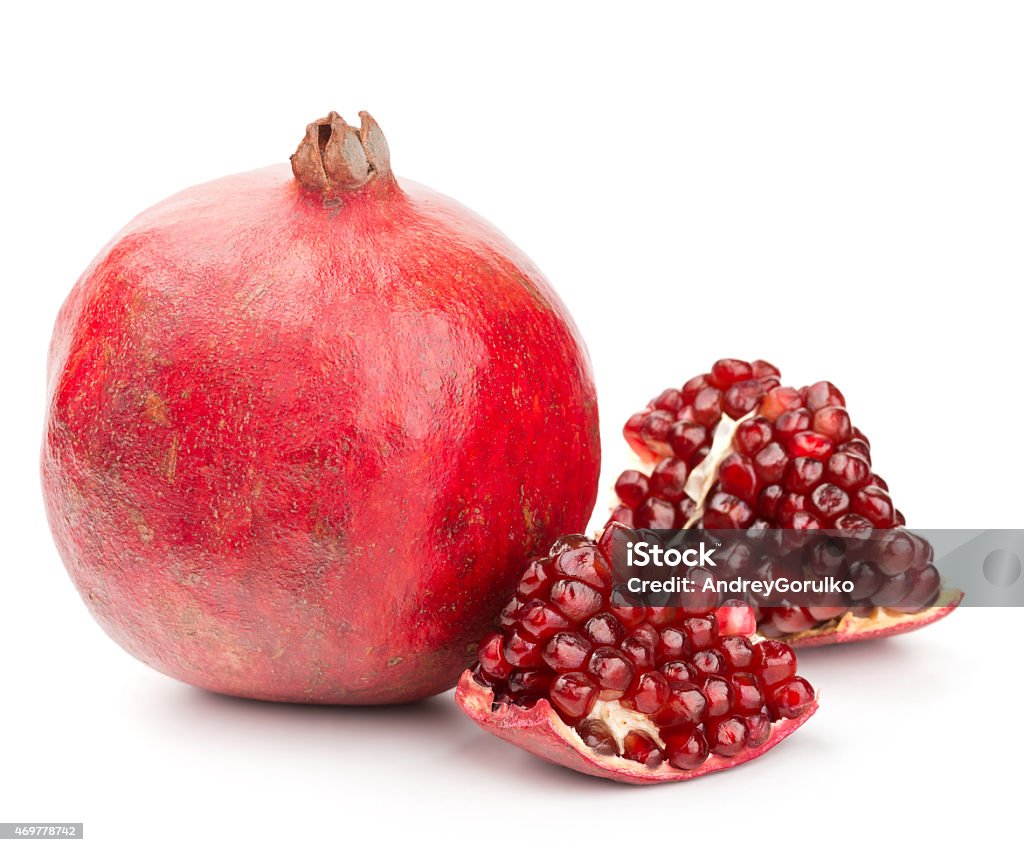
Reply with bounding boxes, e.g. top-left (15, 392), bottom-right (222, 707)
top-left (291, 110), bottom-right (393, 196)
